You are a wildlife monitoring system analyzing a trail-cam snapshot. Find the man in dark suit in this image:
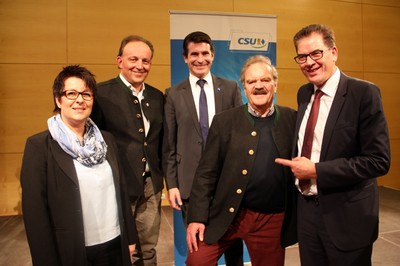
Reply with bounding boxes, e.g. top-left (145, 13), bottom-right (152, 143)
top-left (162, 31), bottom-right (243, 265)
top-left (276, 24), bottom-right (391, 266)
top-left (185, 55), bottom-right (297, 266)
top-left (91, 35), bottom-right (164, 266)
